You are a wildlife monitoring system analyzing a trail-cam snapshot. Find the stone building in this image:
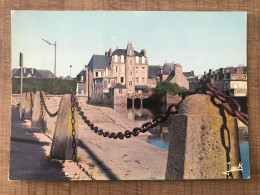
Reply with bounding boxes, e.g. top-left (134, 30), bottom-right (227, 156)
top-left (165, 63), bottom-right (189, 89)
top-left (77, 42), bottom-right (149, 103)
top-left (12, 67), bottom-right (55, 78)
top-left (209, 65), bottom-right (247, 97)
